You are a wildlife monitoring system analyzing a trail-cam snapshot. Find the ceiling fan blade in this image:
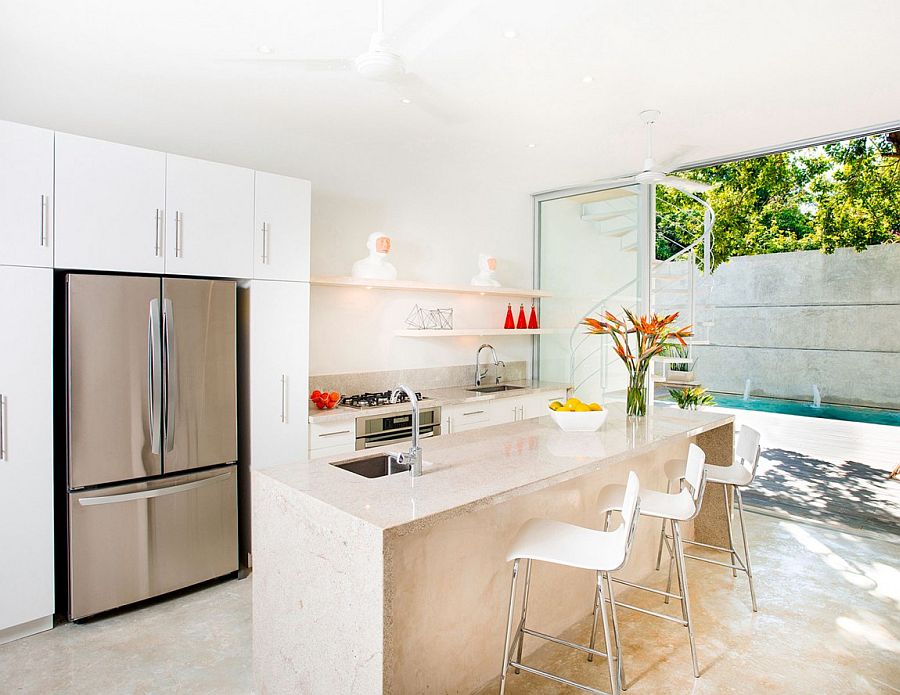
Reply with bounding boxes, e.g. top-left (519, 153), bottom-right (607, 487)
top-left (659, 176), bottom-right (713, 193)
